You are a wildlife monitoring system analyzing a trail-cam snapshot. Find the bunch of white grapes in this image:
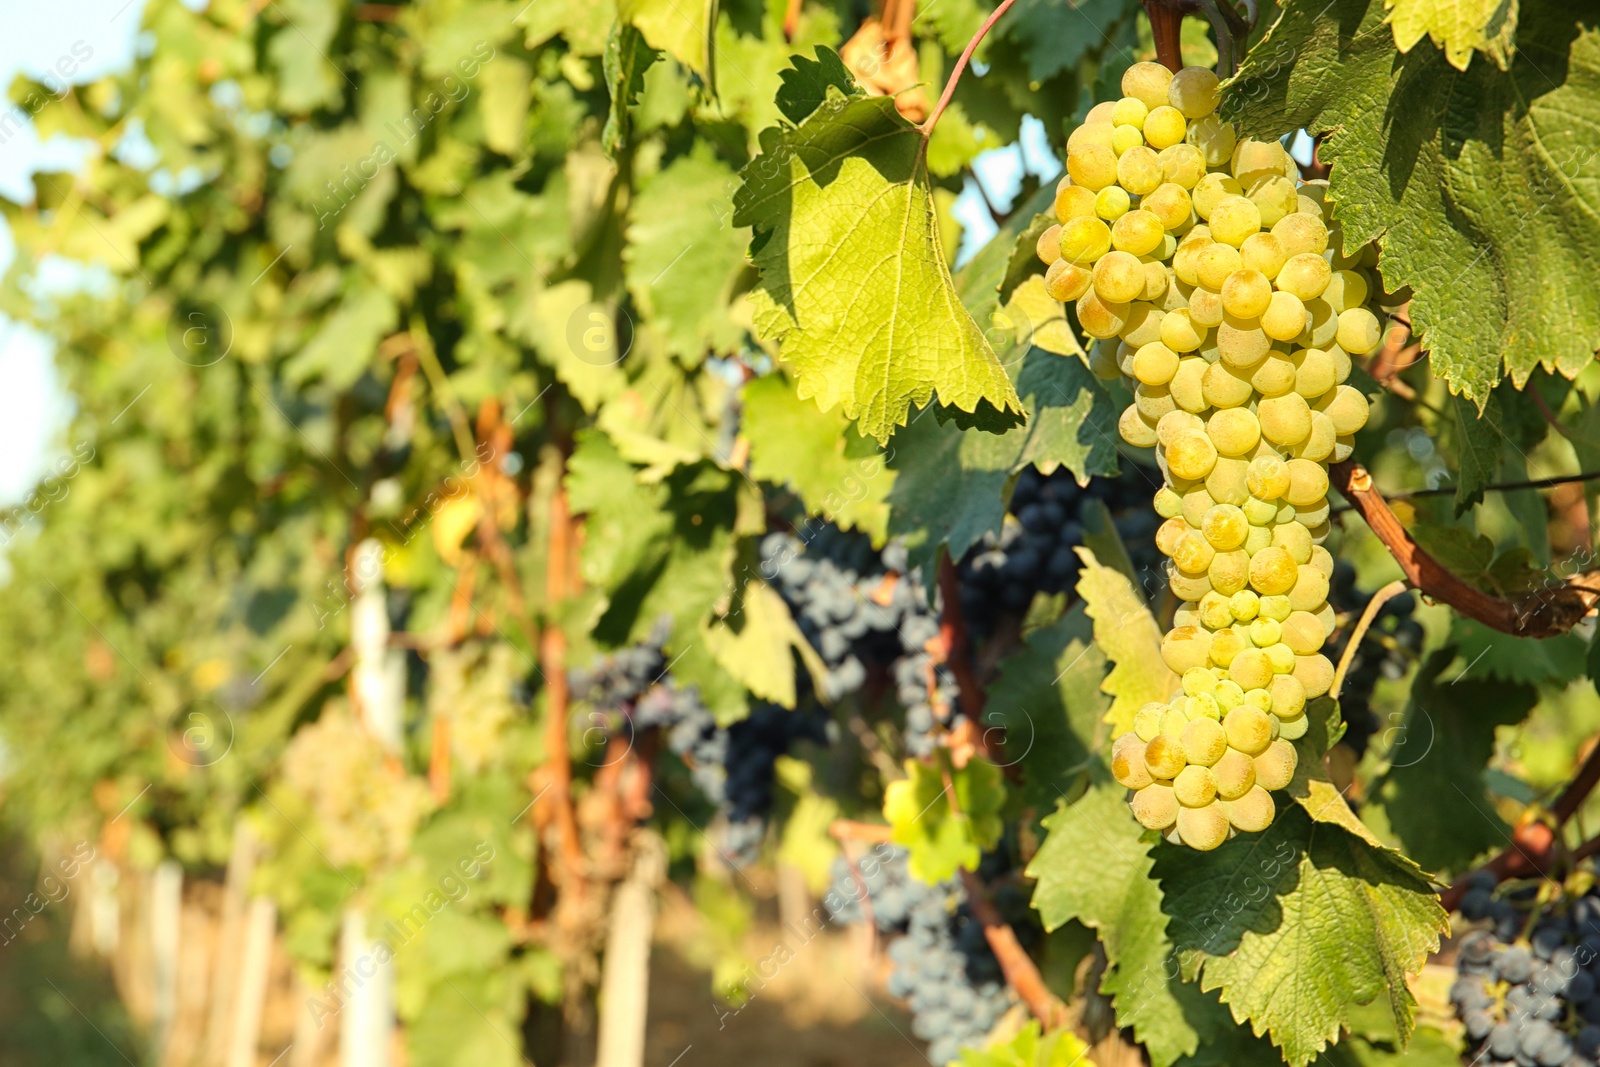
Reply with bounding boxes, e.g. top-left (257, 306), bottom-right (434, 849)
top-left (1036, 62), bottom-right (1385, 850)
